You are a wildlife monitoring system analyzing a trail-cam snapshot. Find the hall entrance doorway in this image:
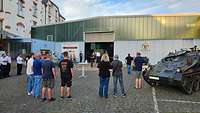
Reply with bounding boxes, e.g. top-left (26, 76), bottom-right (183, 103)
top-left (84, 32), bottom-right (115, 62)
top-left (85, 42), bottom-right (114, 62)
